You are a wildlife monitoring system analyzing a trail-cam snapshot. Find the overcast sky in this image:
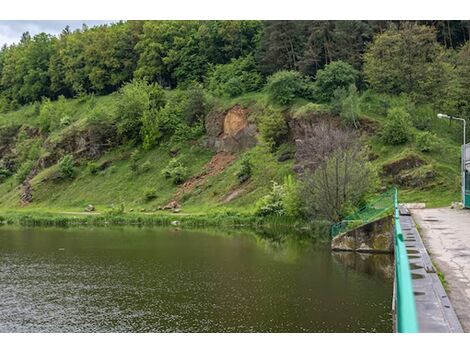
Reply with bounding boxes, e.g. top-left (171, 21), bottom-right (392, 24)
top-left (0, 20), bottom-right (116, 46)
